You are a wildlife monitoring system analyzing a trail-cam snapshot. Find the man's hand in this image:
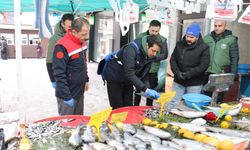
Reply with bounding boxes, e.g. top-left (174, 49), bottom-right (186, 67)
top-left (85, 82), bottom-right (89, 91)
top-left (64, 98), bottom-right (74, 107)
top-left (143, 89), bottom-right (160, 99)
